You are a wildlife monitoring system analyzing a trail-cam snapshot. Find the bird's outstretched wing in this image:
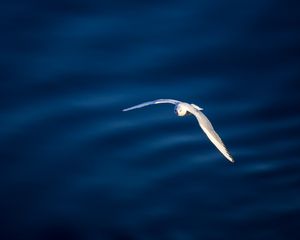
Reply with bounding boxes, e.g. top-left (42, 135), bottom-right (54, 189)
top-left (189, 107), bottom-right (234, 163)
top-left (122, 99), bottom-right (181, 112)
